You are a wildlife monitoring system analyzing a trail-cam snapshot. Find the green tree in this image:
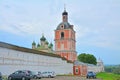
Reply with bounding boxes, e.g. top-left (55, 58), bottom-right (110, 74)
top-left (105, 65), bottom-right (120, 74)
top-left (77, 53), bottom-right (97, 65)
top-left (113, 65), bottom-right (120, 74)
